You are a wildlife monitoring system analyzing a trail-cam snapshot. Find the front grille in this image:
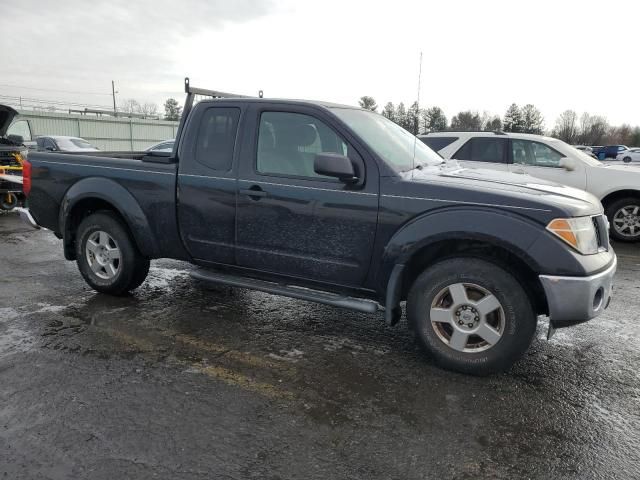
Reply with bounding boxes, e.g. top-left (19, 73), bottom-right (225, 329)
top-left (592, 215), bottom-right (609, 251)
